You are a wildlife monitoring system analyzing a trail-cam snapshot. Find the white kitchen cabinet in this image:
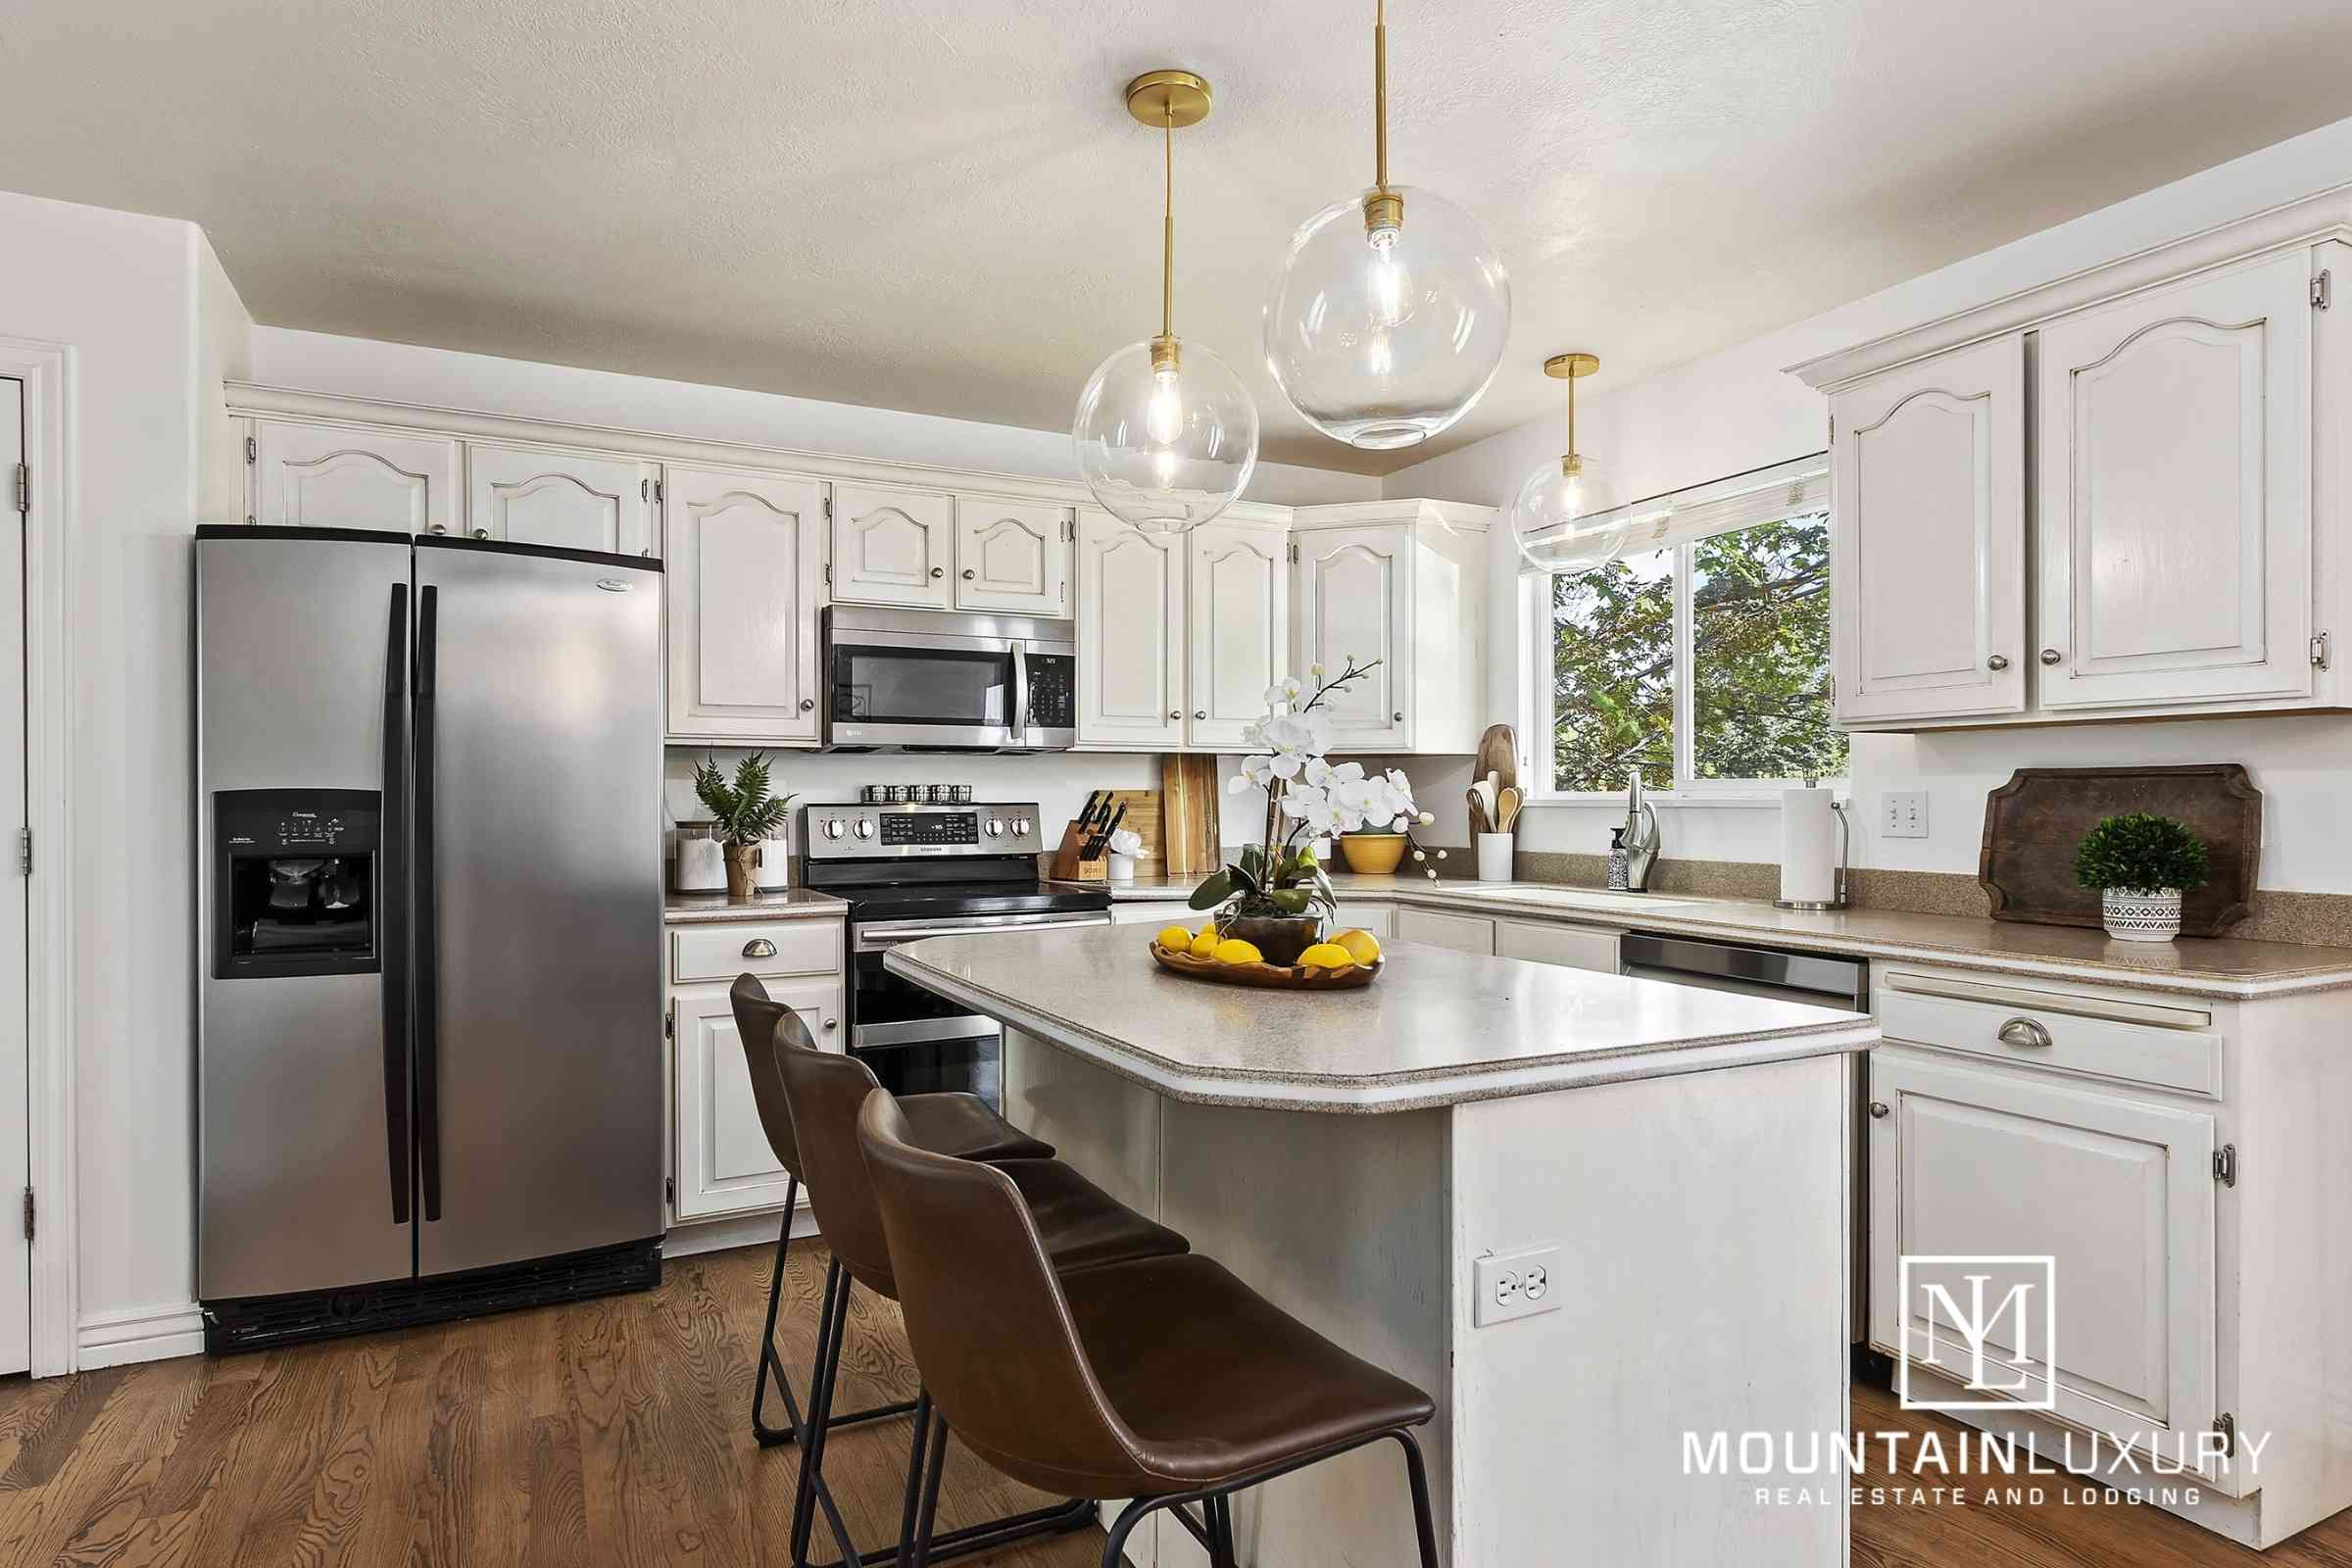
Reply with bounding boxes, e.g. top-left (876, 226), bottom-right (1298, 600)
top-left (1291, 501), bottom-right (1488, 754)
top-left (663, 466), bottom-right (827, 742)
top-left (1395, 906), bottom-right (1495, 955)
top-left (1867, 1050), bottom-right (2216, 1474)
top-left (832, 482), bottom-right (956, 610)
top-left (1328, 902), bottom-right (1395, 941)
top-left (1828, 334), bottom-right (2027, 724)
top-left (1186, 521), bottom-right (1290, 748)
top-left (671, 976), bottom-right (842, 1221)
top-left (2035, 249), bottom-right (2315, 710)
top-left (466, 444), bottom-right (660, 556)
top-left (1076, 507), bottom-right (1186, 749)
top-left (956, 497), bottom-right (1071, 615)
top-left (249, 419), bottom-right (462, 534)
top-left (1494, 918), bottom-right (1620, 973)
